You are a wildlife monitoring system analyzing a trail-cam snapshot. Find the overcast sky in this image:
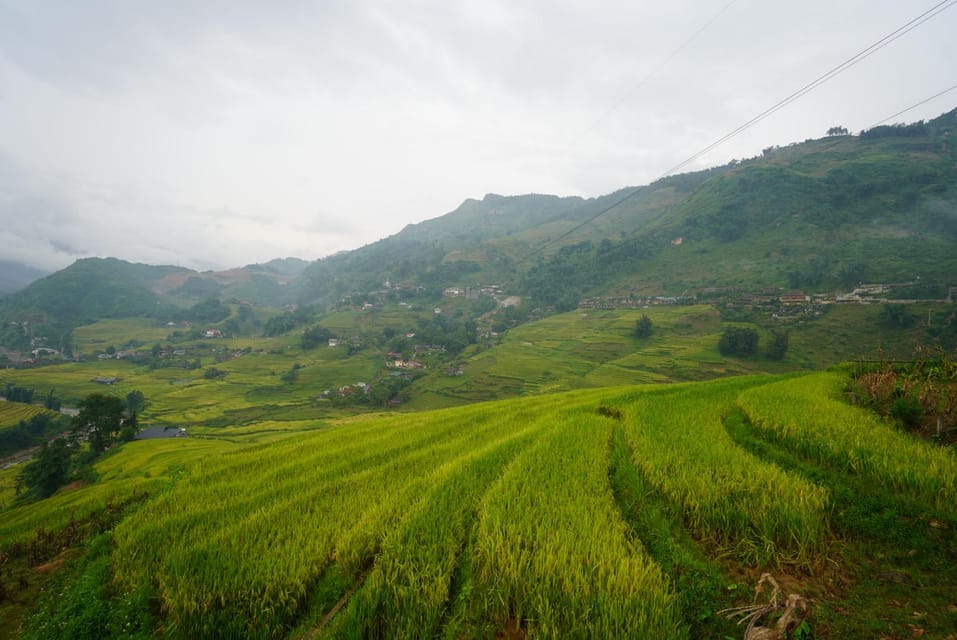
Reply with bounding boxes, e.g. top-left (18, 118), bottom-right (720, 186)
top-left (1, 0), bottom-right (954, 272)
